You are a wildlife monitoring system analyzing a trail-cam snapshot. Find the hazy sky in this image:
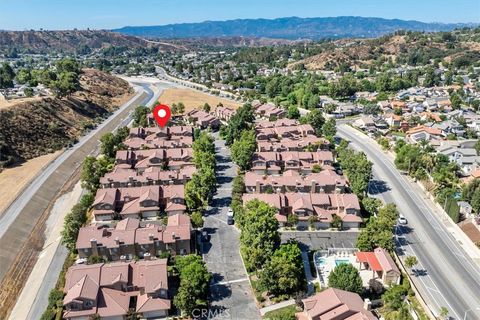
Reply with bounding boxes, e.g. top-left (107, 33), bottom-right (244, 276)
top-left (0, 0), bottom-right (478, 30)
